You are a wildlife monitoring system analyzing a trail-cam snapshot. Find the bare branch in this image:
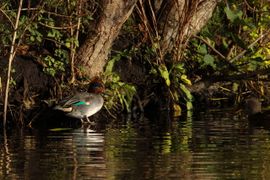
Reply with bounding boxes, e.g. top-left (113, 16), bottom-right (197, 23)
top-left (3, 0), bottom-right (24, 127)
top-left (229, 29), bottom-right (270, 63)
top-left (0, 6), bottom-right (15, 28)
